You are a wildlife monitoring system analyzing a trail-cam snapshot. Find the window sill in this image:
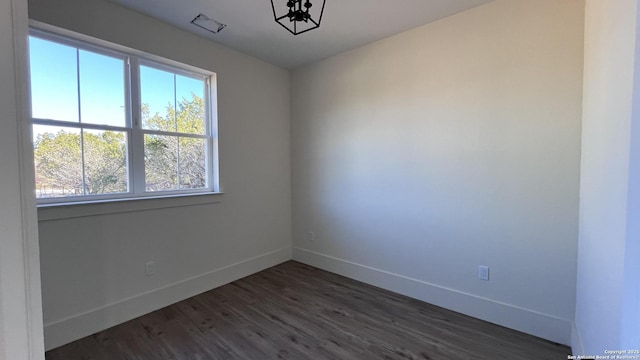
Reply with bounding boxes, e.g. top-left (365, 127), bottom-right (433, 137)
top-left (37, 192), bottom-right (224, 221)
